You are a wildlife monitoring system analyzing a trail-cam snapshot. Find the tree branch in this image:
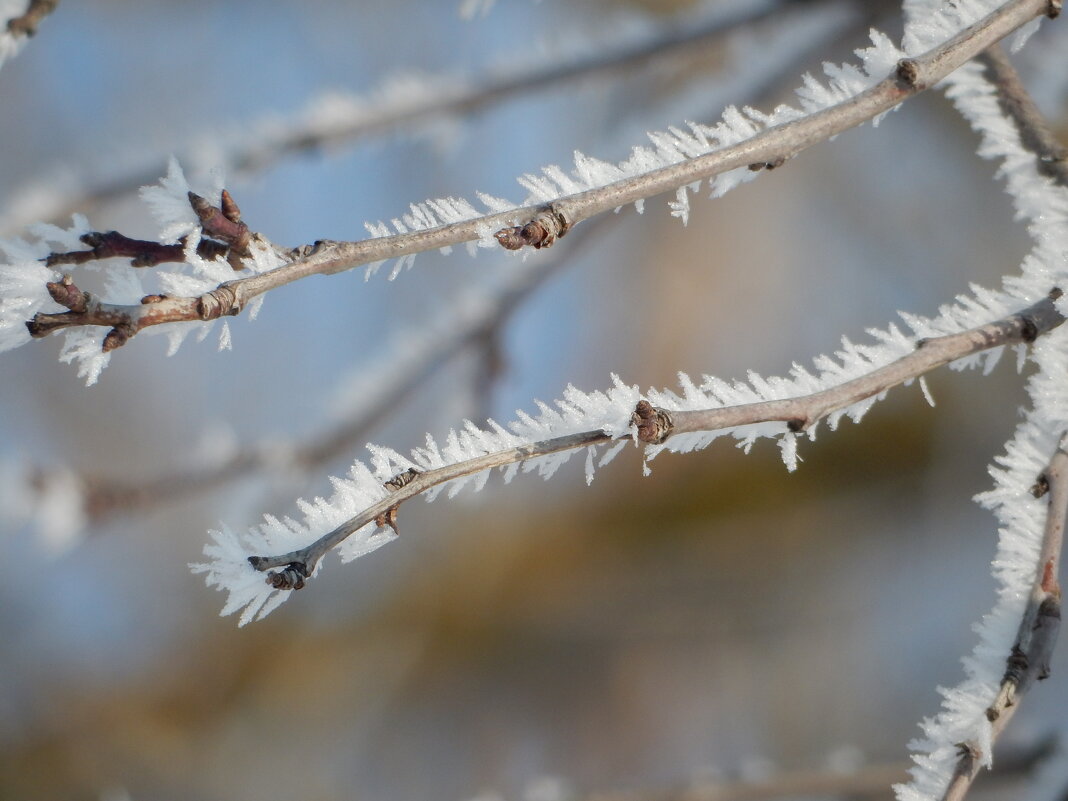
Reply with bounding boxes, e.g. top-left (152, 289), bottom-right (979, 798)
top-left (975, 44), bottom-right (1068, 187)
top-left (637, 292), bottom-right (1065, 443)
top-left (17, 0), bottom-right (1054, 351)
top-left (246, 292), bottom-right (1065, 585)
top-left (0, 0), bottom-right (854, 230)
top-left (937, 433), bottom-right (1066, 801)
